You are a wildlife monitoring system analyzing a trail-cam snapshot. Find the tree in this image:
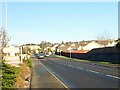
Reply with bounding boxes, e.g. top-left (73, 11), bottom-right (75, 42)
top-left (0, 27), bottom-right (8, 48)
top-left (116, 38), bottom-right (120, 48)
top-left (61, 41), bottom-right (64, 44)
top-left (0, 27), bottom-right (9, 59)
top-left (96, 31), bottom-right (112, 40)
top-left (22, 46), bottom-right (31, 54)
top-left (39, 41), bottom-right (52, 53)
